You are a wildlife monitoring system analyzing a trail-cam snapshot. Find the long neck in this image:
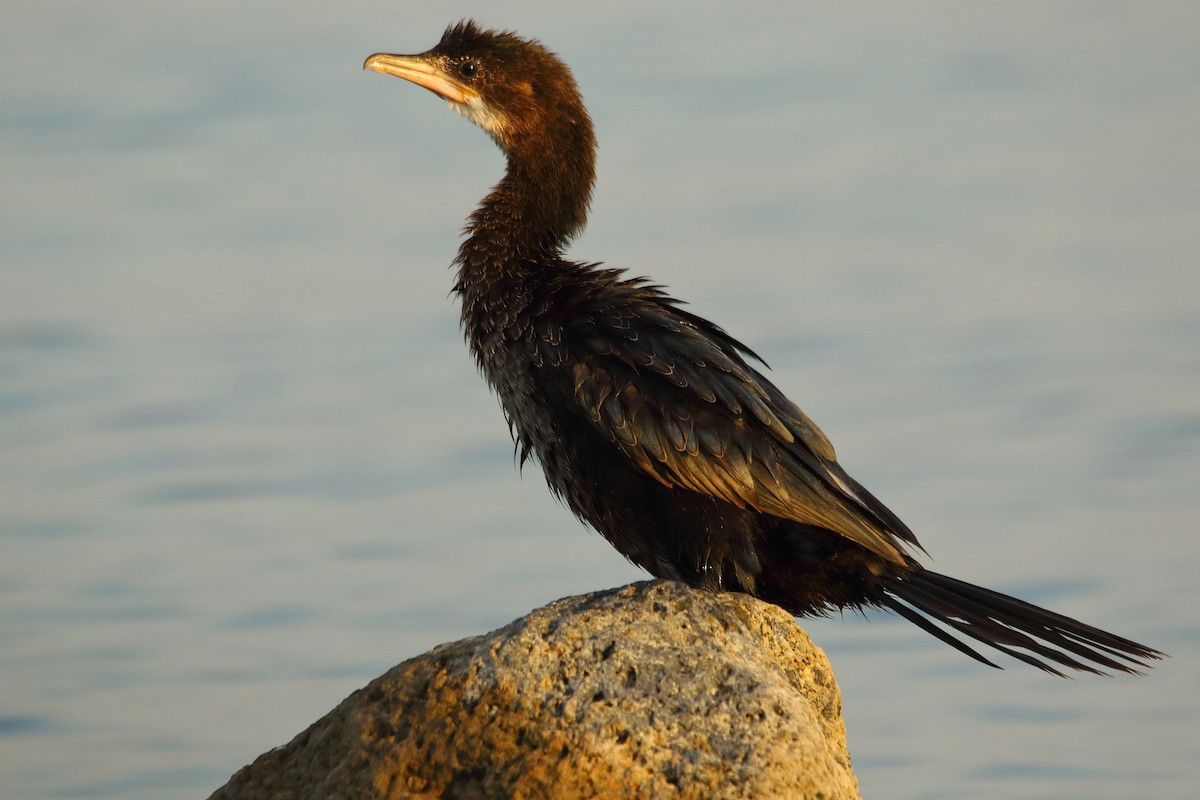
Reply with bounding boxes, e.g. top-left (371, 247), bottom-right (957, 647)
top-left (454, 105), bottom-right (596, 293)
